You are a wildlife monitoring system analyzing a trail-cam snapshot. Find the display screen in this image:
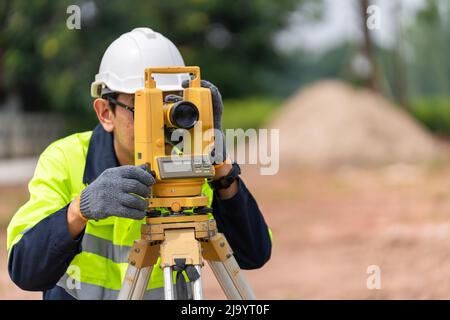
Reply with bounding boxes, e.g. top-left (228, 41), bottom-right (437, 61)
top-left (162, 160), bottom-right (192, 173)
